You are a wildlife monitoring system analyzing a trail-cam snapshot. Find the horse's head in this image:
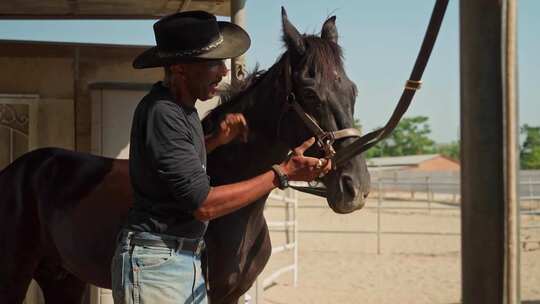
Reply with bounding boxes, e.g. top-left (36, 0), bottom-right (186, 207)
top-left (278, 8), bottom-right (370, 213)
